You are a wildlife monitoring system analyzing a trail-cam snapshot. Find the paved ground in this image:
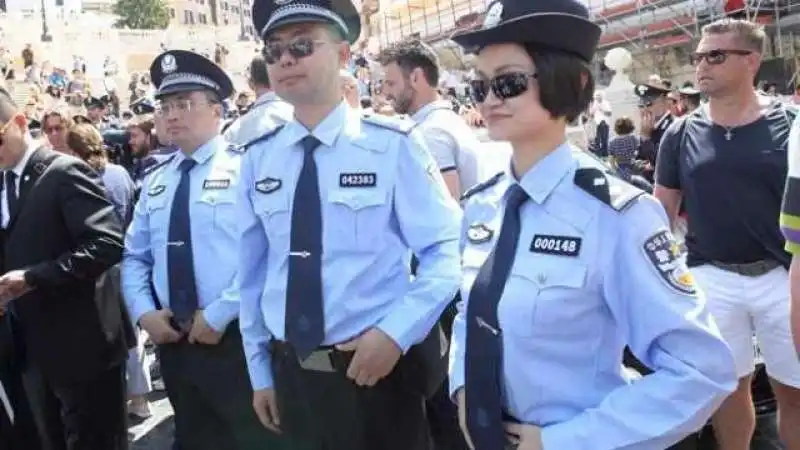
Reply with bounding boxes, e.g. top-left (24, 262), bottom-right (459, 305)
top-left (129, 390), bottom-right (174, 450)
